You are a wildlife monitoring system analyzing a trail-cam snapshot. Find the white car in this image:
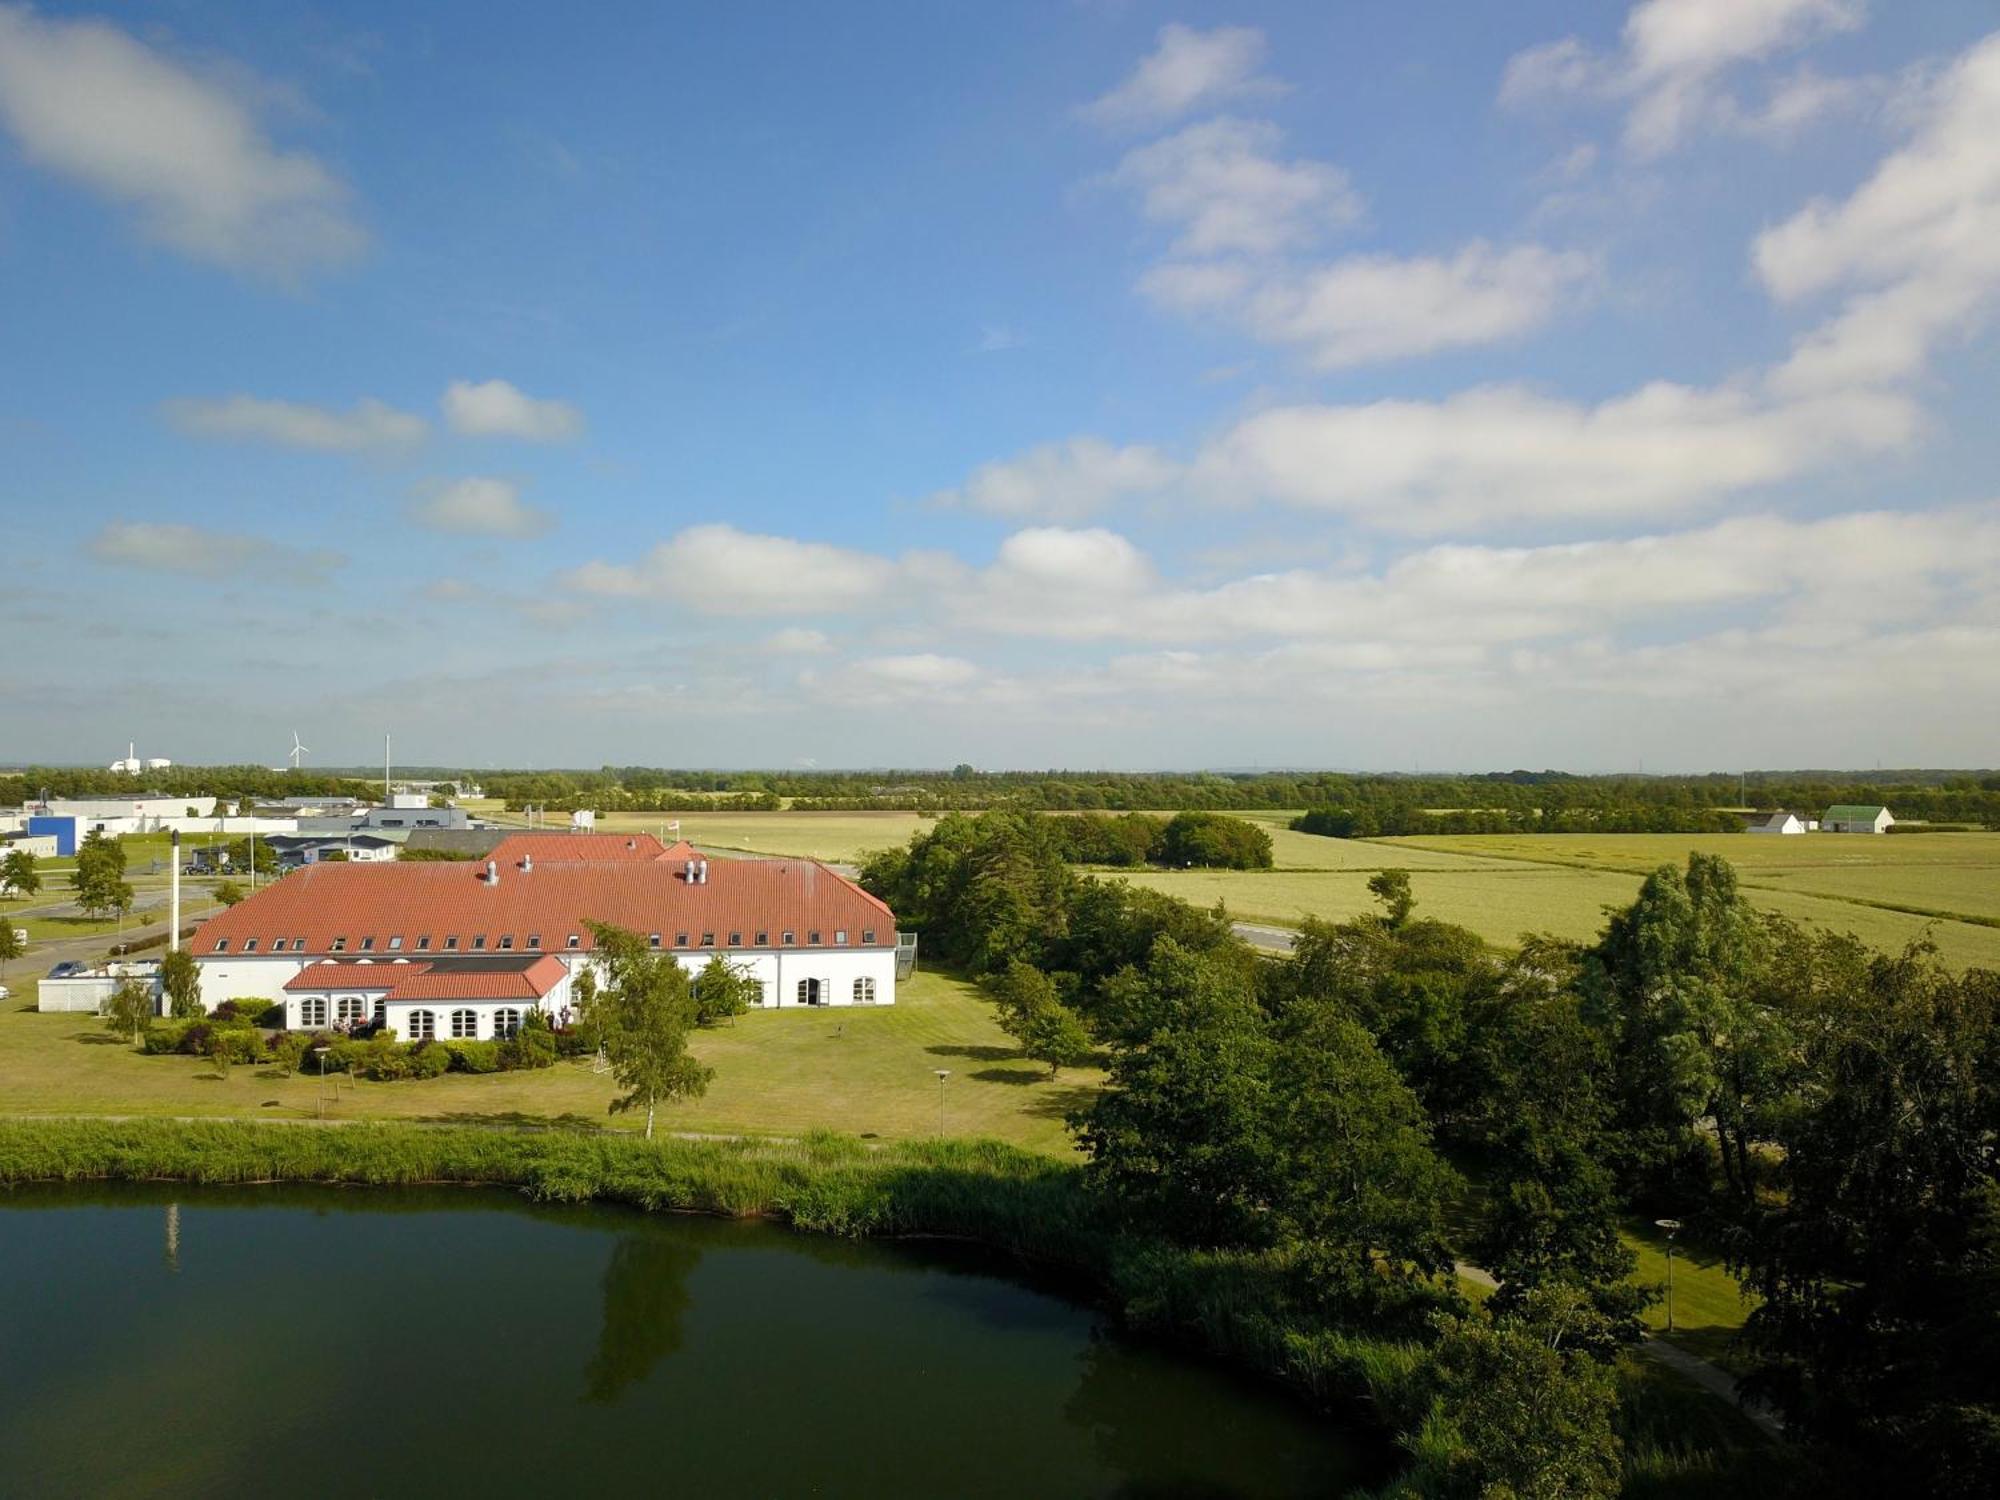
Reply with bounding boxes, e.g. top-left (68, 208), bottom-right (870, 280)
top-left (0, 985), bottom-right (10, 1001)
